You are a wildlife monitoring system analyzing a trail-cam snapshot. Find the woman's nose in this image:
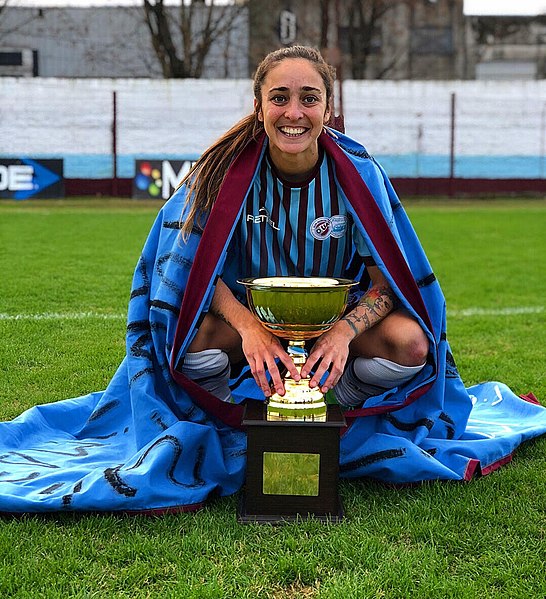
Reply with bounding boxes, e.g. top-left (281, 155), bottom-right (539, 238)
top-left (284, 99), bottom-right (304, 120)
